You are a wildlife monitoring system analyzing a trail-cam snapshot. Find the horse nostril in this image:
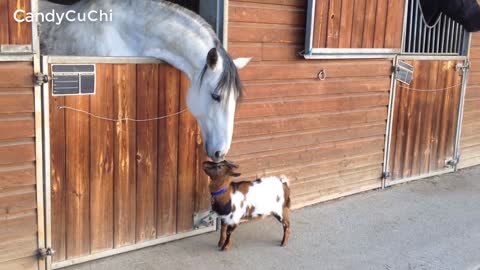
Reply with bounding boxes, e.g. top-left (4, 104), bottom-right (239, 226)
top-left (214, 151), bottom-right (222, 159)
